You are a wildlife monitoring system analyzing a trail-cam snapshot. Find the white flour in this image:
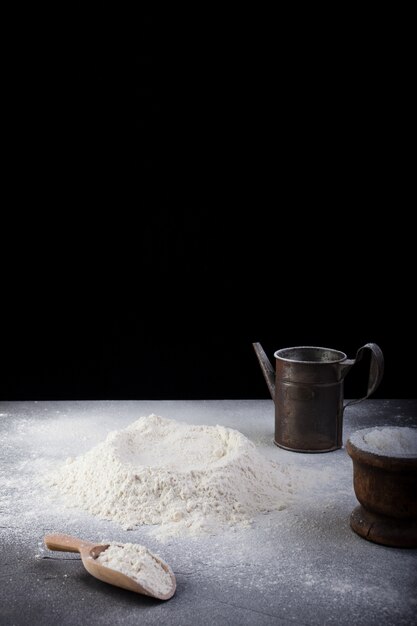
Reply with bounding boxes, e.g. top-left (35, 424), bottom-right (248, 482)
top-left (96, 542), bottom-right (174, 597)
top-left (46, 414), bottom-right (294, 538)
top-left (349, 426), bottom-right (417, 457)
